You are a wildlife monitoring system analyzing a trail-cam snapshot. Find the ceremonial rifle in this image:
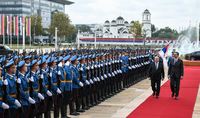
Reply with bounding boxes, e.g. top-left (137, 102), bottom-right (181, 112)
top-left (39, 49), bottom-right (45, 105)
top-left (48, 50), bottom-right (53, 103)
top-left (56, 51), bottom-right (63, 98)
